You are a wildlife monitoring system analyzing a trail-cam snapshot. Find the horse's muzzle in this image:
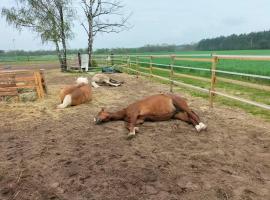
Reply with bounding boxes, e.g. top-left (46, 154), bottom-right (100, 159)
top-left (94, 117), bottom-right (102, 125)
